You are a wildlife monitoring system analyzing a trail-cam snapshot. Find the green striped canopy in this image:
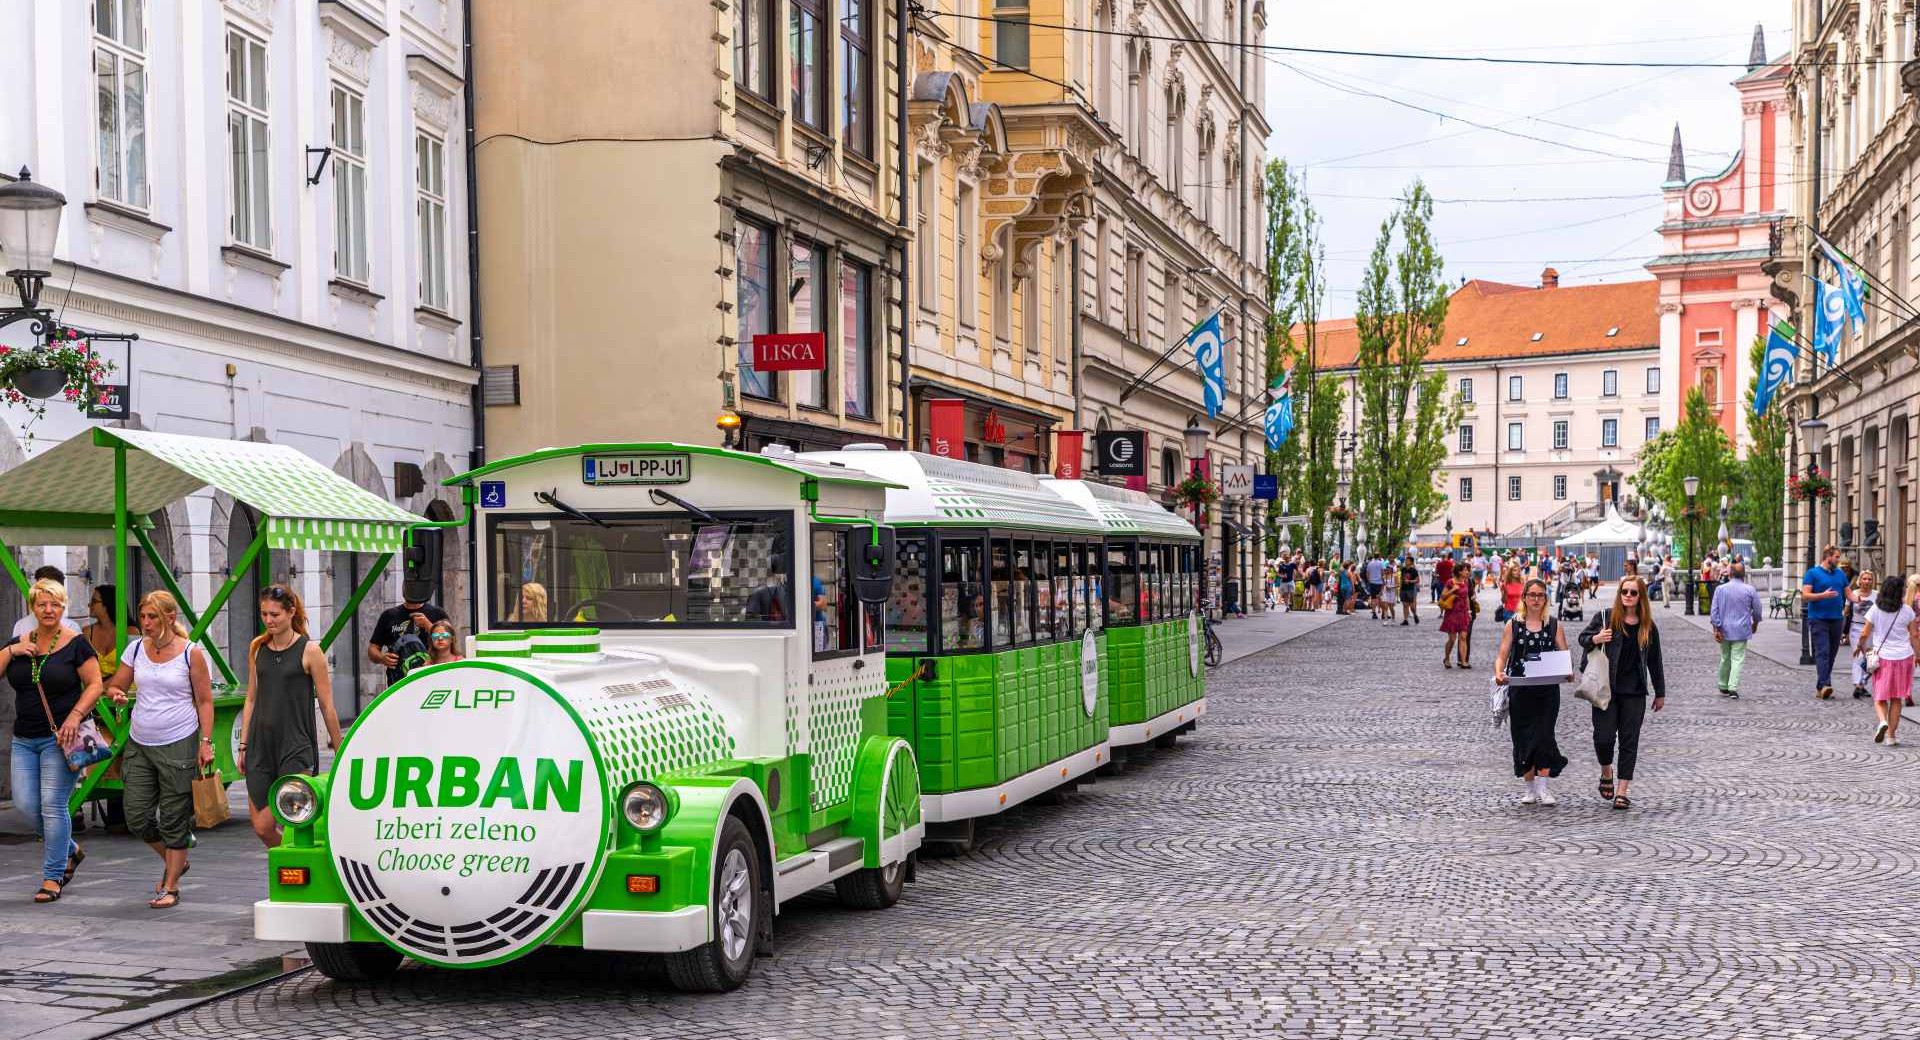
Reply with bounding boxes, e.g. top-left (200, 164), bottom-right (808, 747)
top-left (0, 428), bottom-right (424, 552)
